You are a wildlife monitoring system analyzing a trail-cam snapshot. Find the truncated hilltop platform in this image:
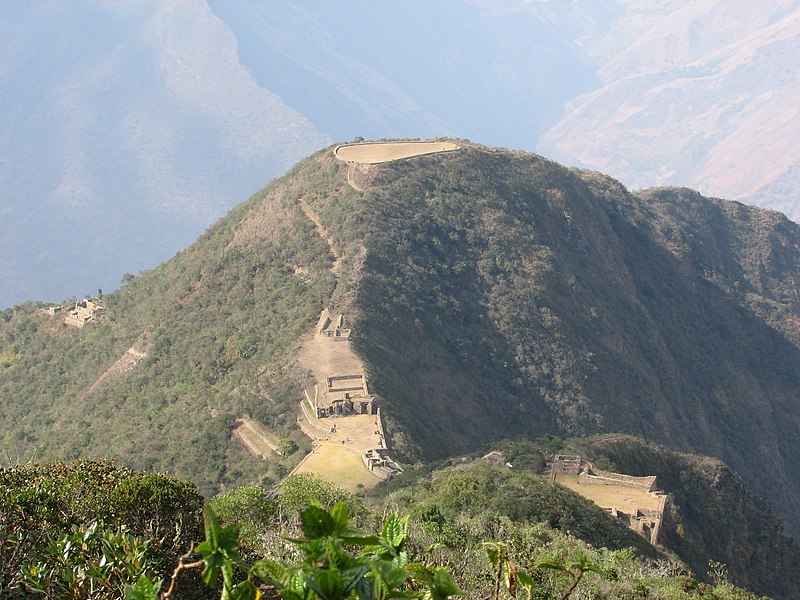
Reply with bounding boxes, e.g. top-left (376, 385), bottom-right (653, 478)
top-left (334, 140), bottom-right (460, 164)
